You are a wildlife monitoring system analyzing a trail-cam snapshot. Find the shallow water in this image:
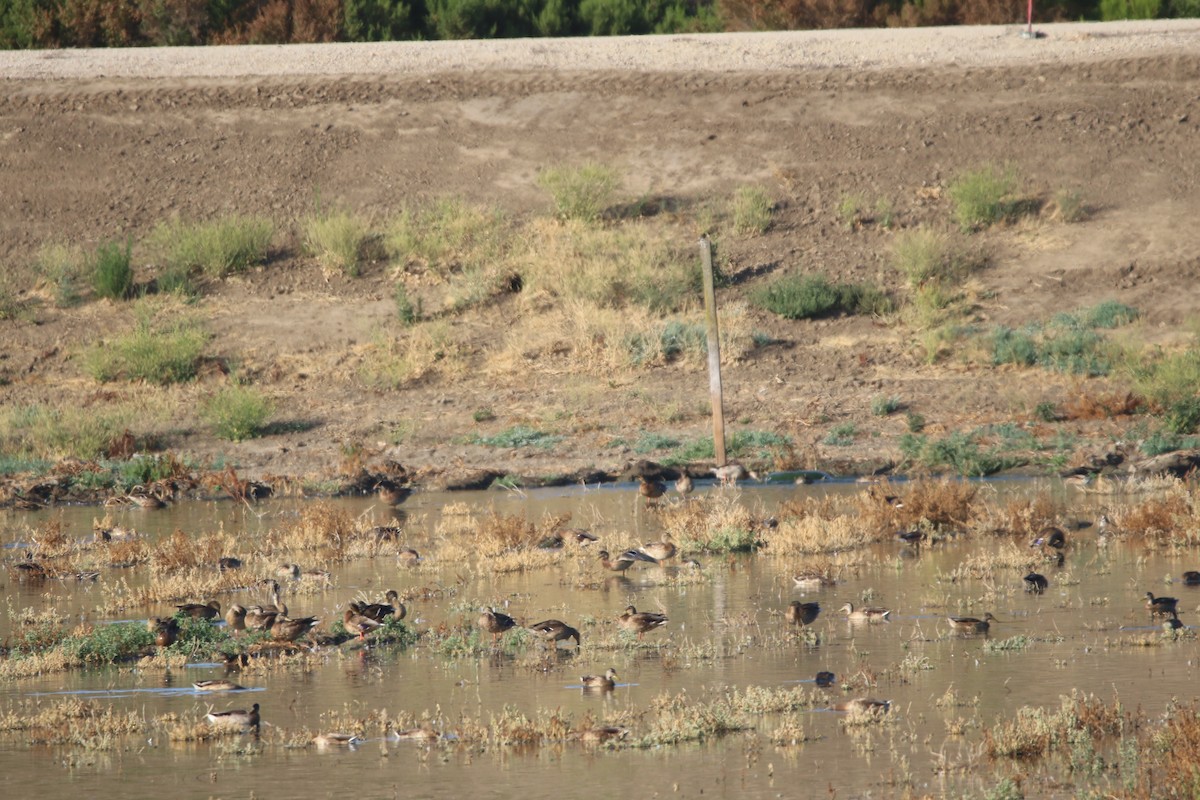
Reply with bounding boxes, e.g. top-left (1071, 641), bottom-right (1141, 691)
top-left (2, 479), bottom-right (1198, 798)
